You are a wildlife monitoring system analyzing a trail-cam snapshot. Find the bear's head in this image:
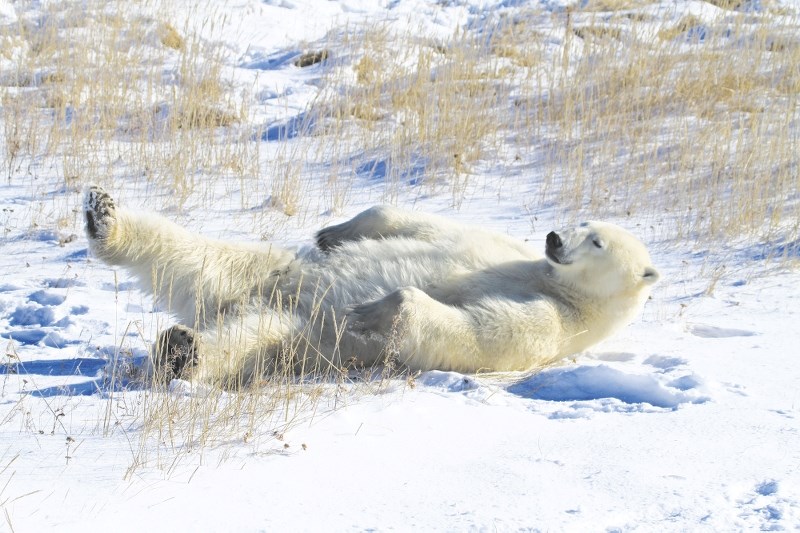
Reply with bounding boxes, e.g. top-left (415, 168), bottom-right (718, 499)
top-left (545, 221), bottom-right (659, 301)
